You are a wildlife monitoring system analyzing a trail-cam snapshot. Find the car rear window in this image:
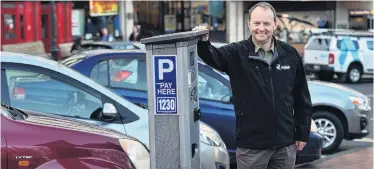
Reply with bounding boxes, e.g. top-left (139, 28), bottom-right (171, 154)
top-left (337, 39), bottom-right (359, 51)
top-left (306, 38), bottom-right (330, 51)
